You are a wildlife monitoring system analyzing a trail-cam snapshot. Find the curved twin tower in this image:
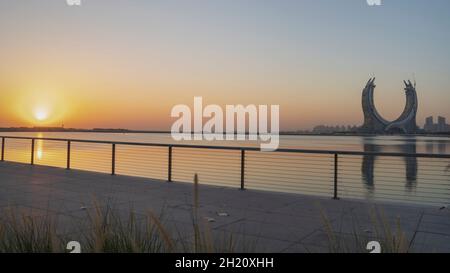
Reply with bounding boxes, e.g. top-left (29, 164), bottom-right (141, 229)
top-left (360, 78), bottom-right (418, 134)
